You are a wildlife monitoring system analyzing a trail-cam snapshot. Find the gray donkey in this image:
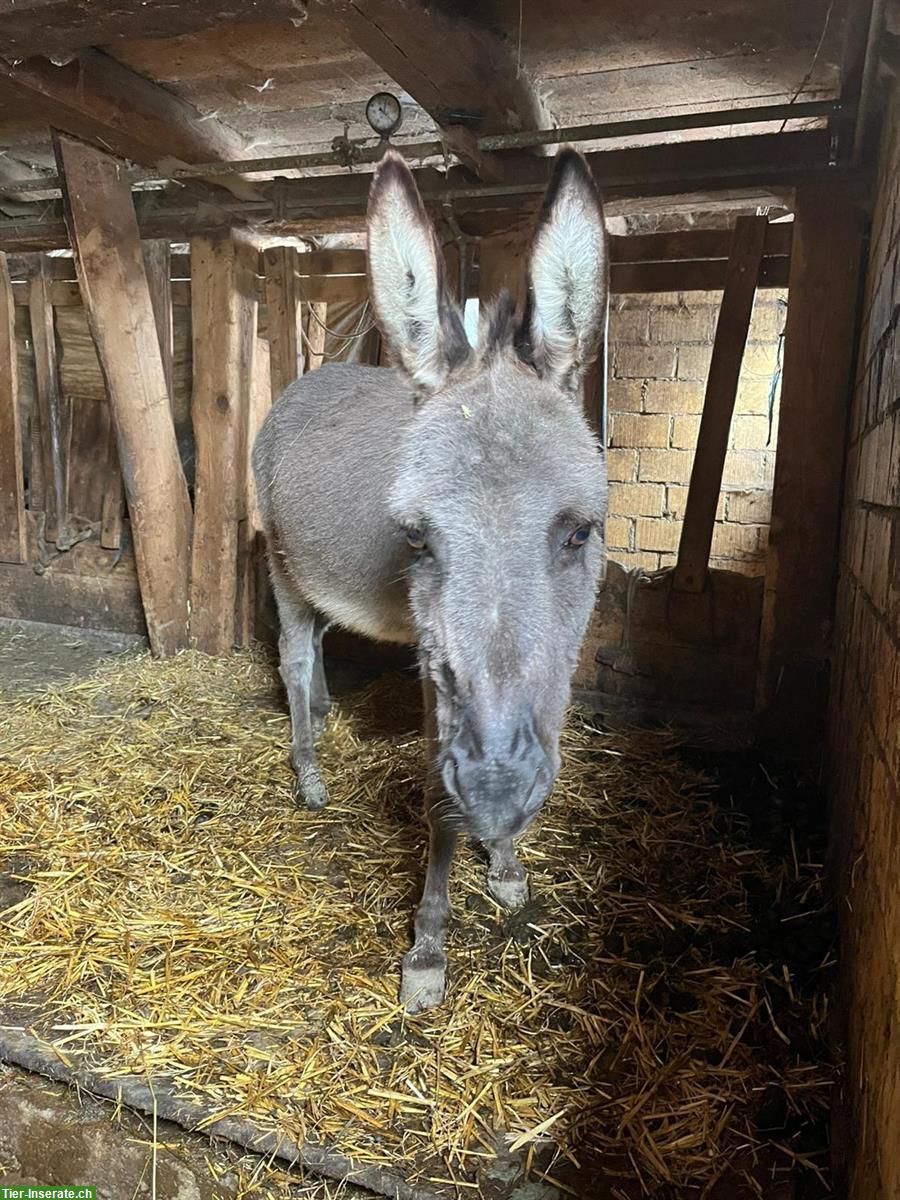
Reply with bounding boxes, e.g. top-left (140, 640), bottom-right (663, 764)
top-left (253, 147), bottom-right (609, 1012)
